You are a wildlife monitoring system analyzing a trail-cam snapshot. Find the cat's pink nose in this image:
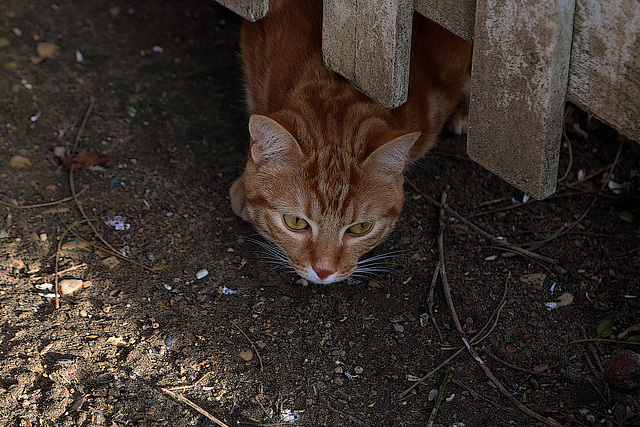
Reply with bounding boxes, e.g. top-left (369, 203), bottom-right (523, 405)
top-left (313, 265), bottom-right (335, 280)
